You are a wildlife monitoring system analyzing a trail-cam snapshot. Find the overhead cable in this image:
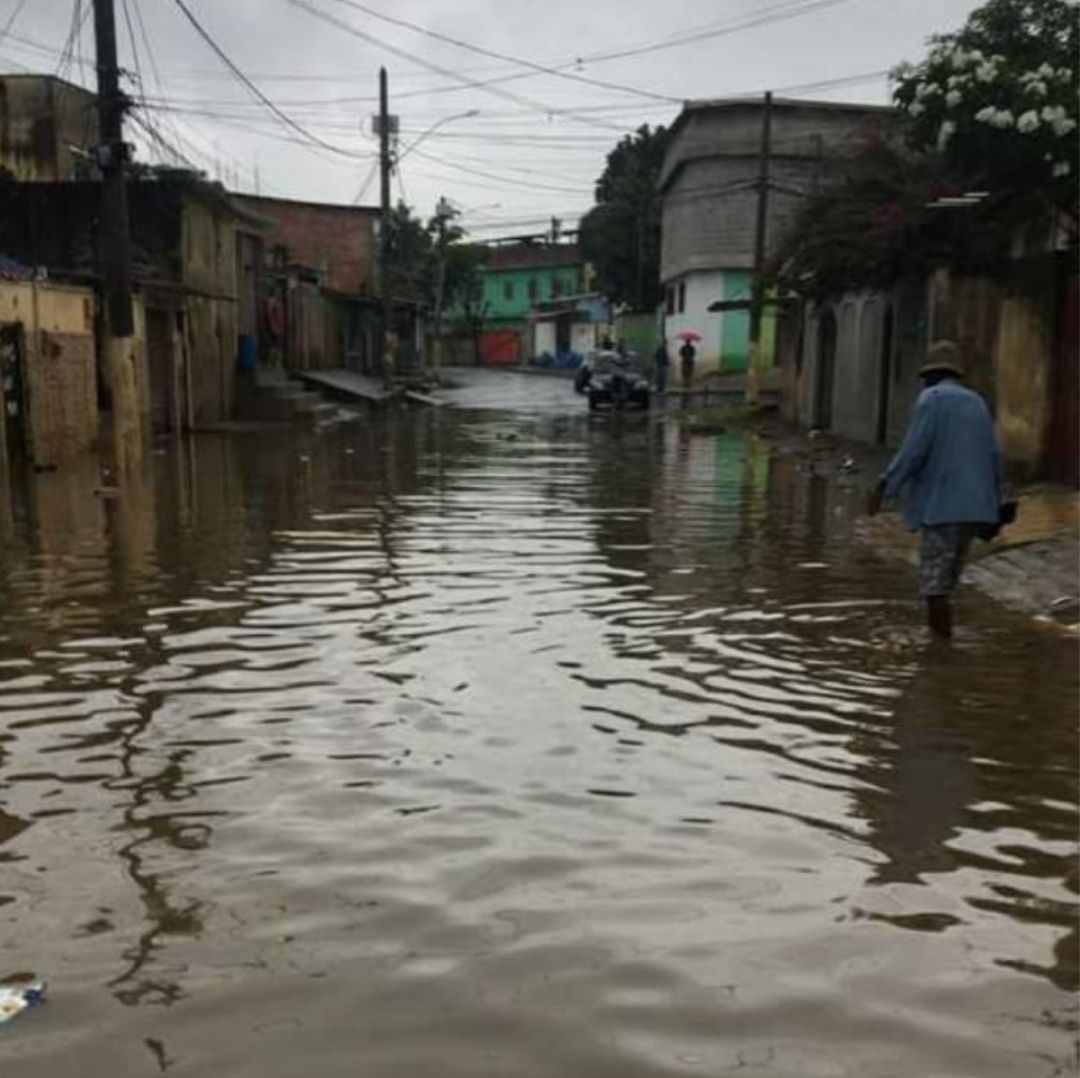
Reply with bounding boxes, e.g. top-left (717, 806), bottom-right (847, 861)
top-left (318, 0), bottom-right (680, 104)
top-left (280, 0), bottom-right (632, 135)
top-left (168, 0), bottom-right (370, 160)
